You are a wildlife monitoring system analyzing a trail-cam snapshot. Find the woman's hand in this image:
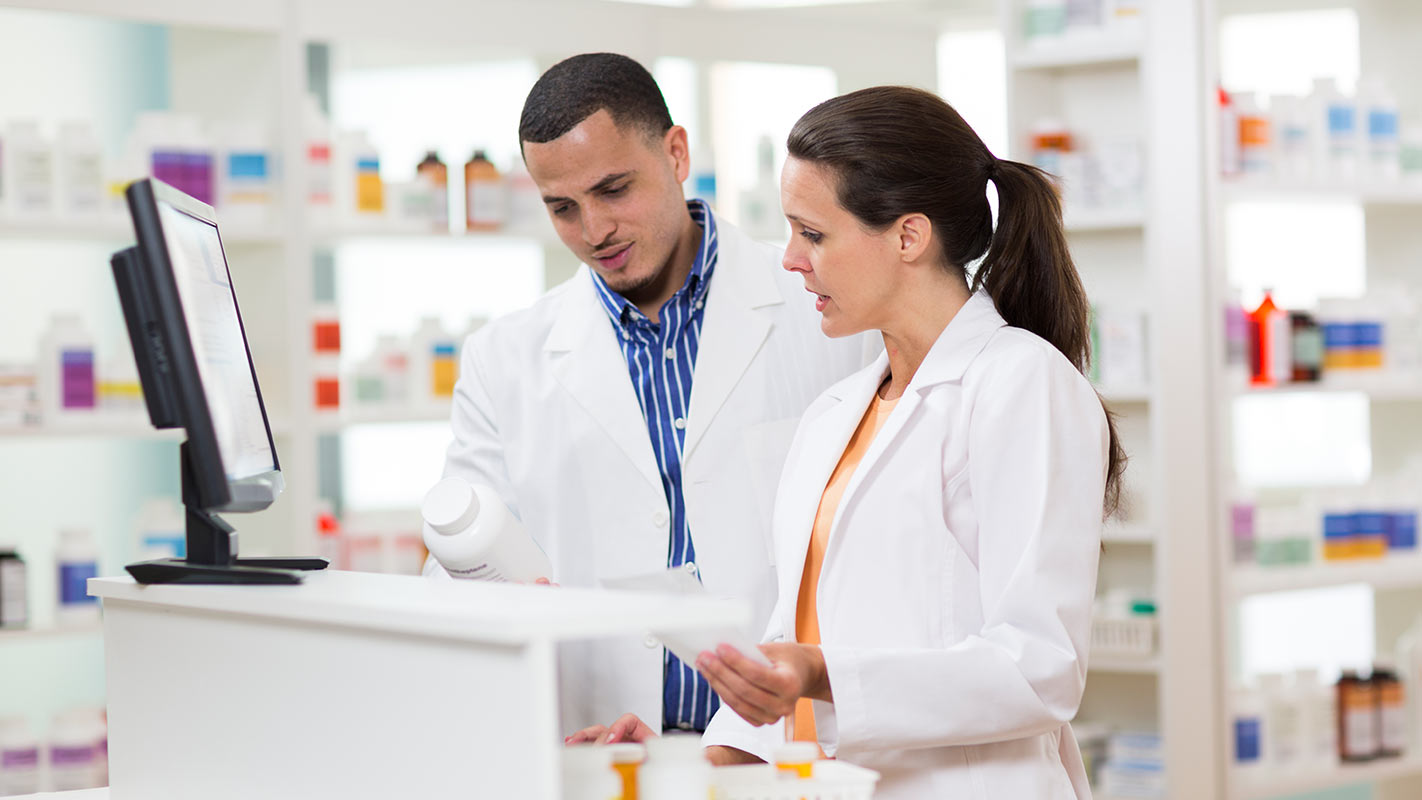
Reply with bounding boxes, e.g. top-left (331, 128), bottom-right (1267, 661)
top-left (696, 642), bottom-right (831, 727)
top-left (564, 713), bottom-right (657, 745)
